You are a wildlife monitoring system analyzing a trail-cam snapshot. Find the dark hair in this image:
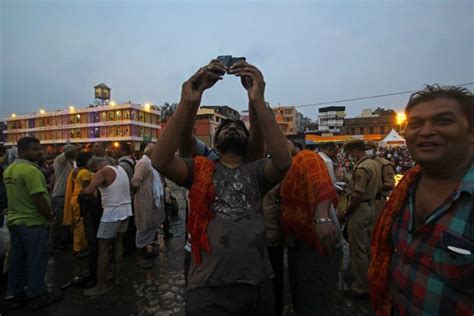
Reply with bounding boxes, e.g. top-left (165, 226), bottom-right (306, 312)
top-left (94, 141), bottom-right (107, 149)
top-left (213, 119), bottom-right (250, 145)
top-left (119, 142), bottom-right (133, 155)
top-left (139, 142), bottom-right (149, 152)
top-left (343, 139), bottom-right (365, 151)
top-left (76, 152), bottom-right (93, 168)
top-left (290, 140), bottom-right (304, 151)
top-left (320, 142), bottom-right (337, 151)
top-left (17, 137), bottom-right (40, 152)
top-left (406, 84), bottom-right (474, 126)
